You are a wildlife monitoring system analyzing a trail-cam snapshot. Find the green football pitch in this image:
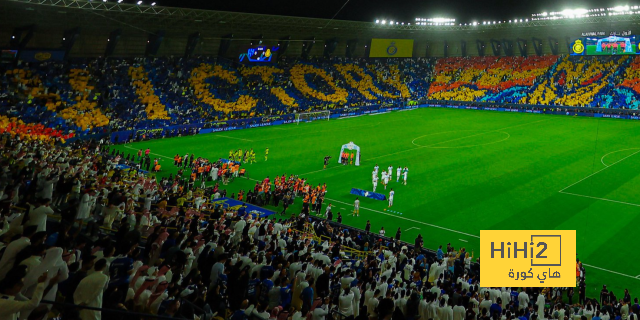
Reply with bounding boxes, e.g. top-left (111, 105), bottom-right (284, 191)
top-left (113, 108), bottom-right (640, 295)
